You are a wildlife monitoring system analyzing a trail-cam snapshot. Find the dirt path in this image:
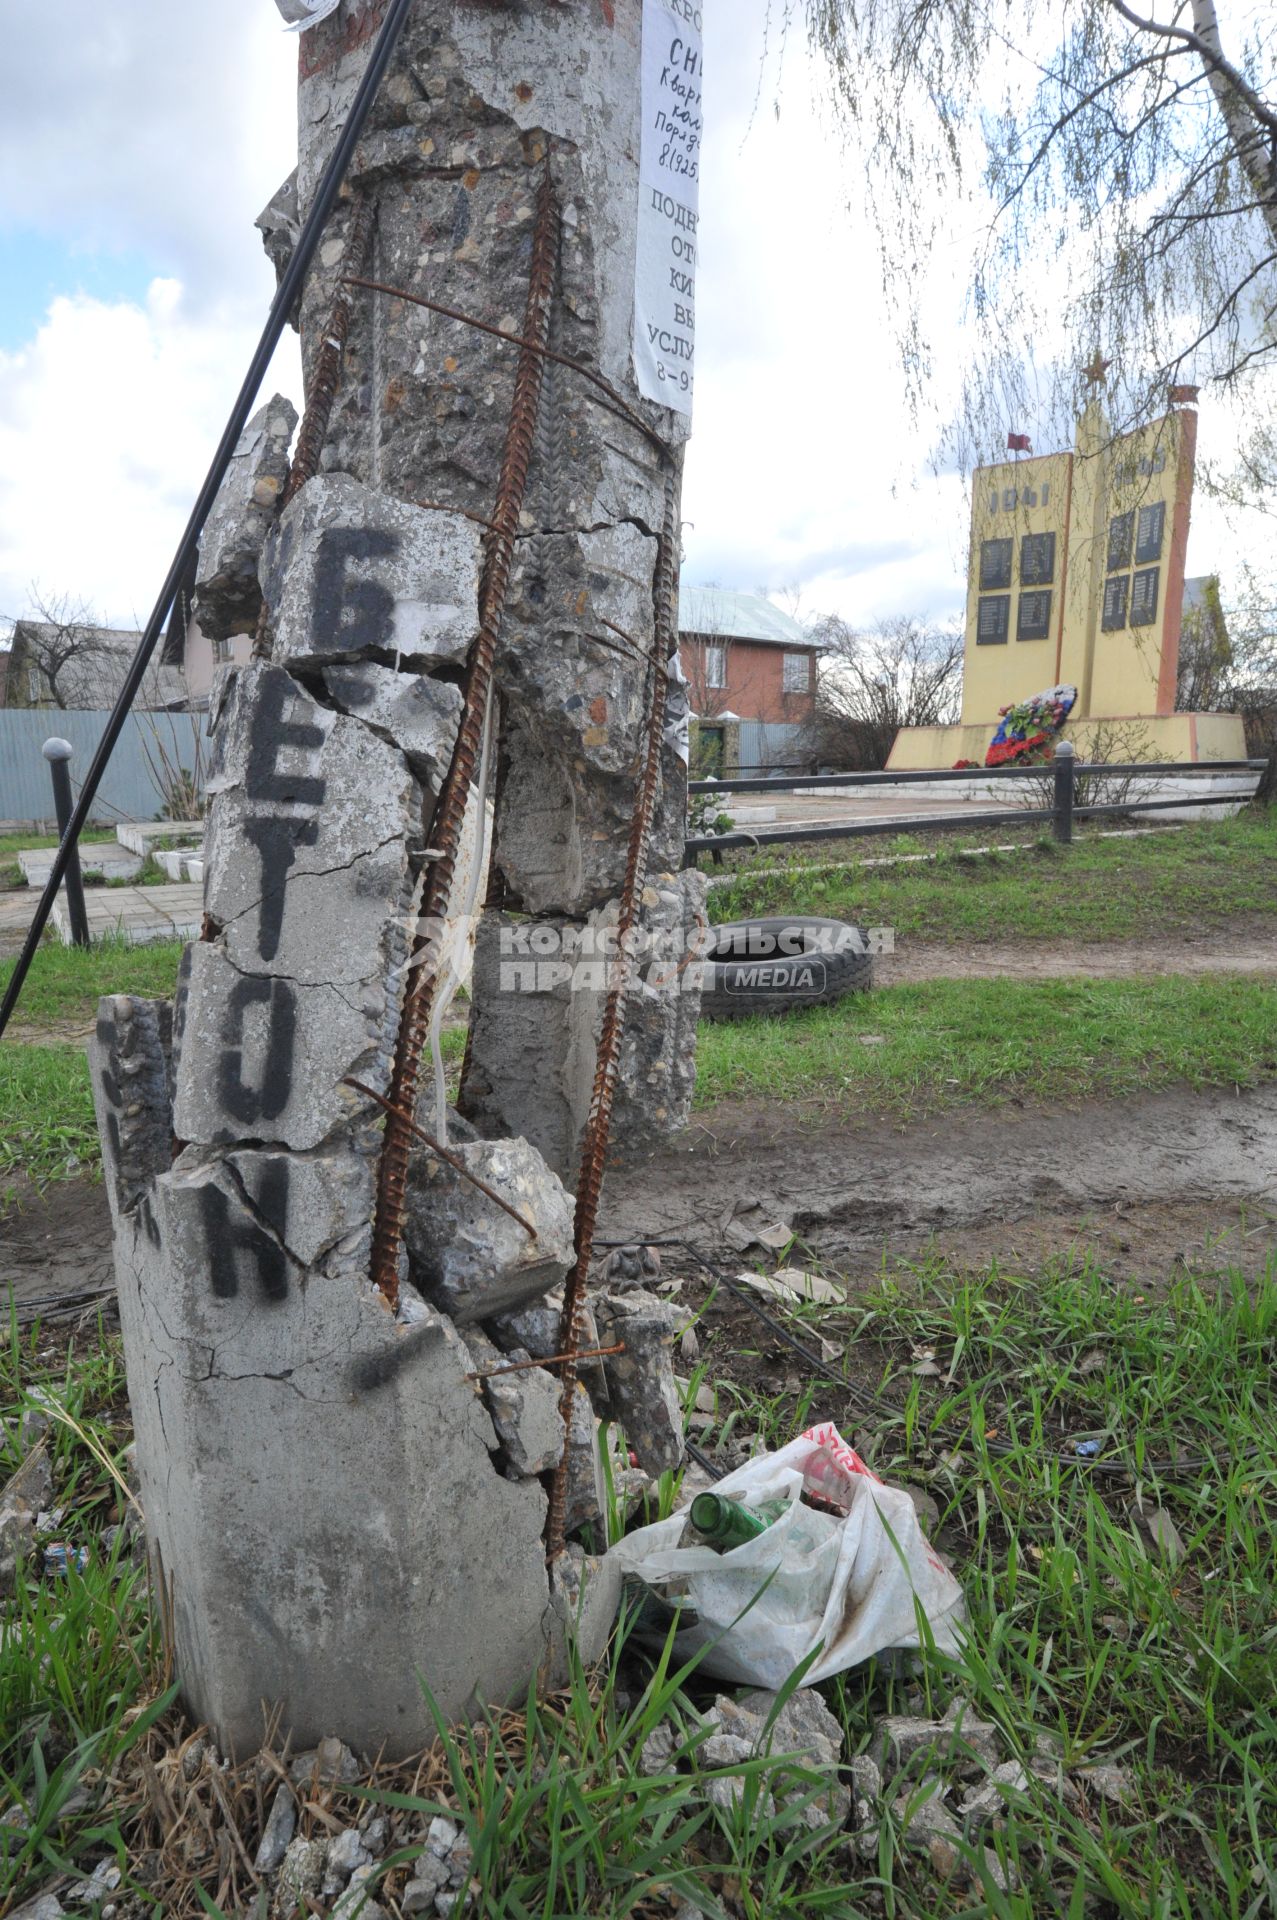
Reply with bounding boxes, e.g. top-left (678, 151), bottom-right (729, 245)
top-left (881, 926), bottom-right (1277, 985)
top-left (2, 1177), bottom-right (118, 1307)
top-left (5, 1084), bottom-right (1276, 1307)
top-left (603, 1084), bottom-right (1277, 1285)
